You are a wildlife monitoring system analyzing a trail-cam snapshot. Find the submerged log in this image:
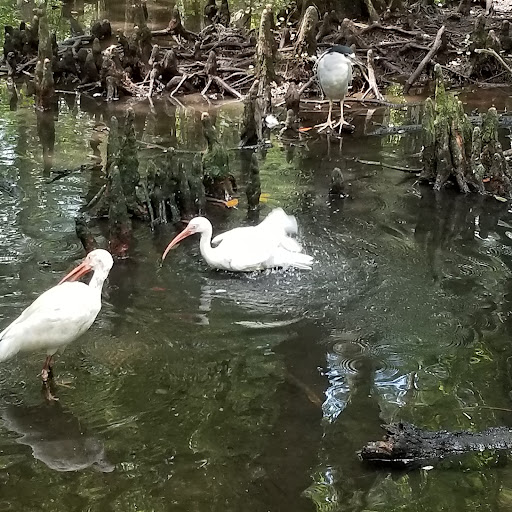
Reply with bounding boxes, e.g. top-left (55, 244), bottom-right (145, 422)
top-left (360, 422), bottom-right (512, 468)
